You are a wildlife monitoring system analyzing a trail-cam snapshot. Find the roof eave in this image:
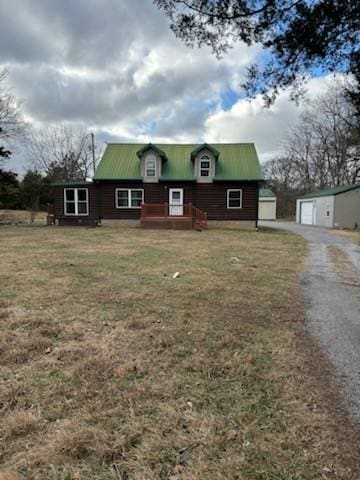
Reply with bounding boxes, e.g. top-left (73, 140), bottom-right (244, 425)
top-left (159, 177), bottom-right (196, 182)
top-left (214, 177), bottom-right (264, 182)
top-left (51, 181), bottom-right (93, 187)
top-left (93, 177), bottom-right (143, 181)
